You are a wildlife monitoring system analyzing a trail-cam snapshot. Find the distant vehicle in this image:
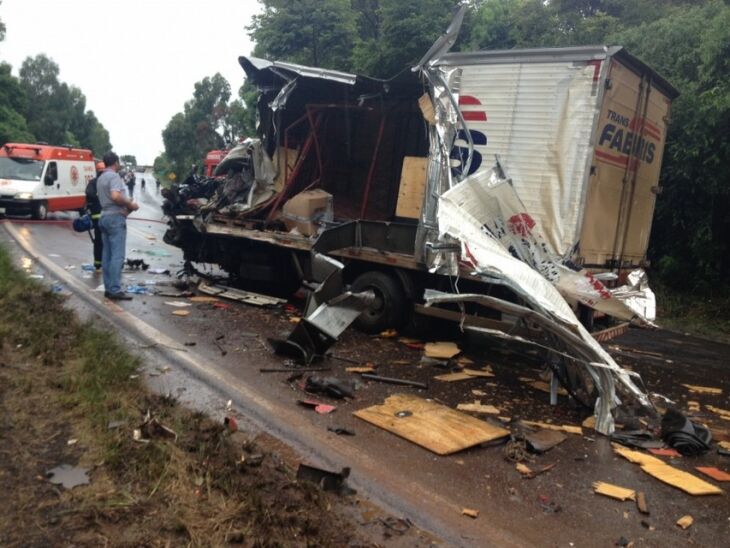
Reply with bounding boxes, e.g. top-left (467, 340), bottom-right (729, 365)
top-left (0, 143), bottom-right (96, 219)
